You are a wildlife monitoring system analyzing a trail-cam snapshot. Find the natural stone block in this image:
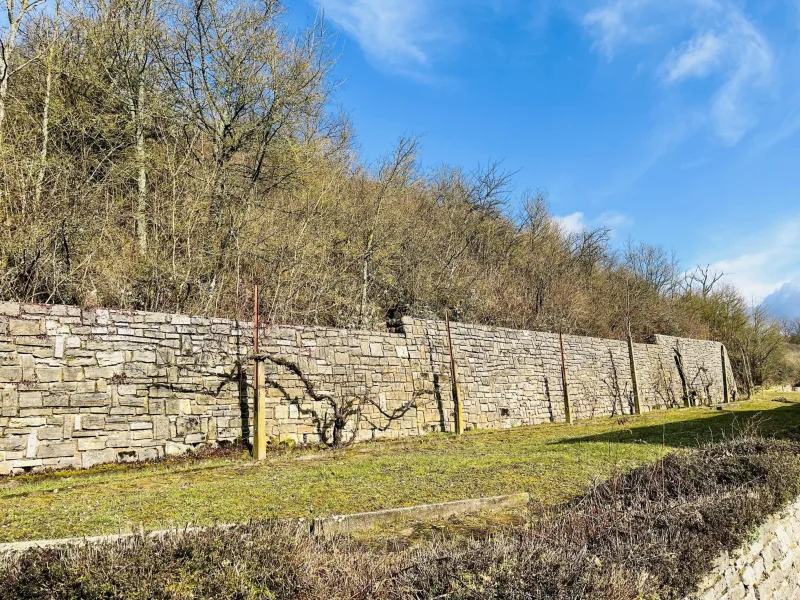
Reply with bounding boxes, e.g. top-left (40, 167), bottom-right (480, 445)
top-left (0, 435), bottom-right (26, 451)
top-left (153, 416), bottom-right (170, 439)
top-left (9, 416), bottom-right (46, 428)
top-left (54, 336), bottom-right (66, 359)
top-left (106, 431), bottom-right (132, 447)
top-left (137, 447), bottom-right (160, 461)
top-left (18, 391), bottom-right (43, 408)
top-left (84, 366), bottom-right (119, 379)
top-left (62, 367), bottom-right (84, 381)
top-left (97, 350), bottom-right (126, 367)
top-left (0, 302), bottom-right (21, 316)
top-left (71, 392), bottom-right (110, 407)
top-left (82, 449), bottom-right (117, 468)
top-left (117, 384), bottom-right (138, 396)
top-left (36, 440), bottom-right (76, 458)
top-left (176, 416), bottom-right (201, 435)
top-left (77, 437), bottom-right (106, 451)
top-left (165, 440), bottom-right (191, 455)
top-left (36, 367), bottom-right (62, 383)
top-left (37, 427), bottom-right (63, 440)
top-left (0, 366), bottom-right (22, 383)
top-left (43, 393), bottom-right (70, 408)
top-left (81, 415), bottom-right (106, 430)
top-left (9, 319), bottom-right (43, 336)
